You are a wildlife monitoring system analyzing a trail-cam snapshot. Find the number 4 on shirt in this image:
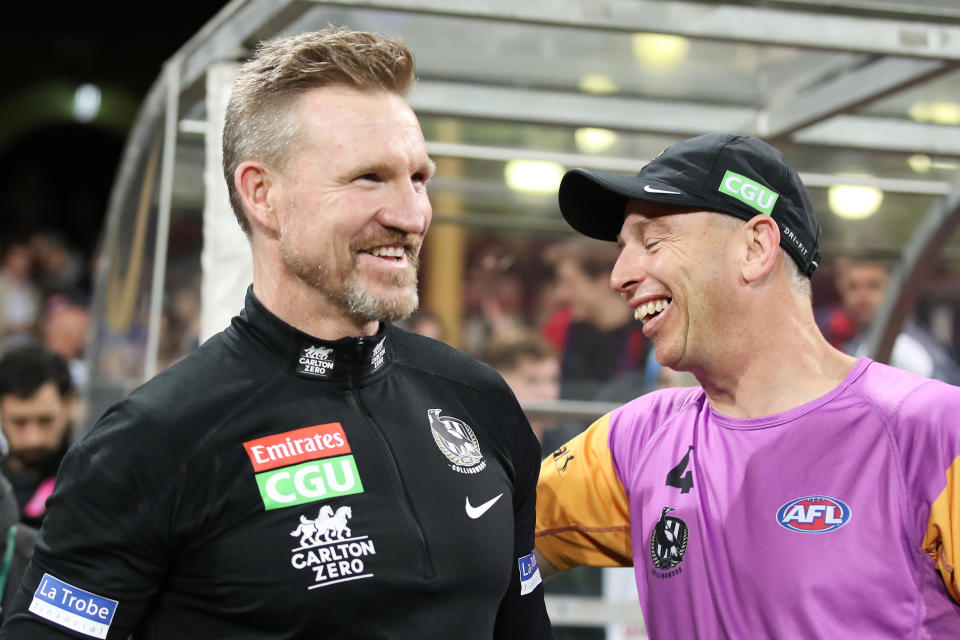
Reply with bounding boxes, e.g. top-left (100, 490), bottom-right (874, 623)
top-left (666, 446), bottom-right (694, 494)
